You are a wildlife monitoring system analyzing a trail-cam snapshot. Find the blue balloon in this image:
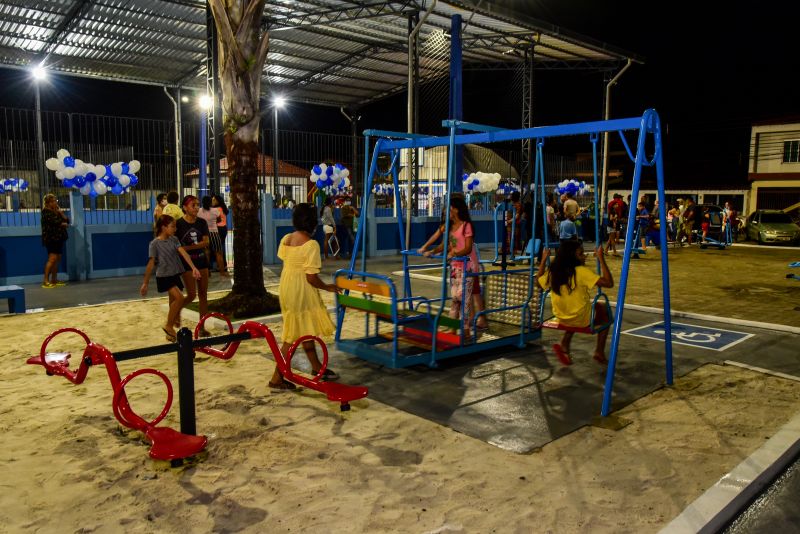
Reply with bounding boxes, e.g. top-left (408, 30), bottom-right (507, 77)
top-left (312, 165), bottom-right (322, 175)
top-left (128, 174), bottom-right (138, 186)
top-left (326, 177), bottom-right (334, 186)
top-left (63, 156), bottom-right (75, 168)
top-left (74, 176), bottom-right (86, 187)
top-left (89, 189), bottom-right (98, 198)
top-left (111, 184), bottom-right (124, 195)
top-left (105, 165), bottom-right (113, 178)
top-left (105, 175), bottom-right (117, 187)
top-left (63, 178), bottom-right (74, 188)
top-left (121, 162), bottom-right (129, 175)
top-left (467, 182), bottom-right (475, 190)
top-left (325, 166), bottom-right (334, 177)
top-left (335, 163), bottom-right (344, 171)
top-left (462, 173), bottom-right (469, 181)
top-left (85, 172), bottom-right (96, 182)
top-left (19, 179), bottom-right (28, 191)
top-left (316, 179), bottom-right (324, 188)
